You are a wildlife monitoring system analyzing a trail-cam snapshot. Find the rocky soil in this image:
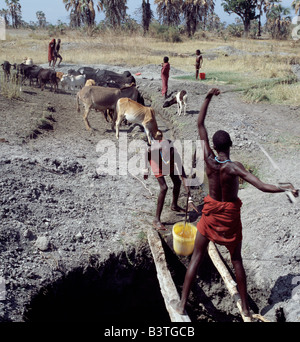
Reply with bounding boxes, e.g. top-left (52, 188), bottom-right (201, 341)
top-left (0, 60), bottom-right (299, 322)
